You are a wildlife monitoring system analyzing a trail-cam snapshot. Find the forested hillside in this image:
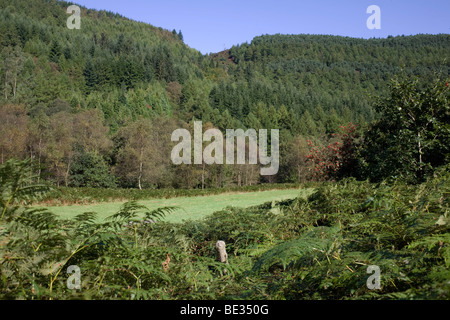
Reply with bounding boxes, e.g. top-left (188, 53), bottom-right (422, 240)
top-left (0, 0), bottom-right (449, 189)
top-left (217, 33), bottom-right (449, 131)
